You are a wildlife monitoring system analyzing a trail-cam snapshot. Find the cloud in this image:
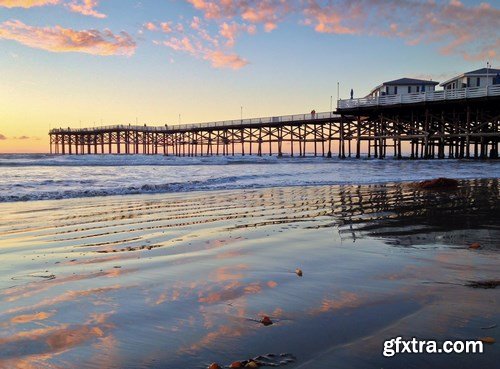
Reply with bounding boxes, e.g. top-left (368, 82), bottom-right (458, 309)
top-left (162, 36), bottom-right (197, 54)
top-left (142, 21), bottom-right (174, 33)
top-left (1, 0), bottom-right (107, 18)
top-left (186, 0), bottom-right (290, 32)
top-left (186, 0), bottom-right (236, 19)
top-left (206, 50), bottom-right (248, 69)
top-left (219, 21), bottom-right (255, 47)
top-left (16, 135), bottom-right (30, 139)
top-left (302, 0), bottom-right (361, 35)
top-left (144, 22), bottom-right (157, 31)
top-left (301, 0), bottom-right (500, 61)
top-left (160, 22), bottom-right (173, 33)
top-left (240, 0), bottom-right (290, 32)
top-left (0, 134), bottom-right (6, 140)
top-left (190, 16), bottom-right (202, 30)
top-left (159, 33), bottom-right (248, 70)
top-left (0, 20), bottom-right (136, 56)
top-left (154, 15), bottom-right (247, 69)
top-left (183, 0), bottom-right (499, 62)
top-left (0, 0), bottom-right (59, 8)
top-left (2, 0), bottom-right (499, 62)
top-left (66, 0), bottom-right (106, 18)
